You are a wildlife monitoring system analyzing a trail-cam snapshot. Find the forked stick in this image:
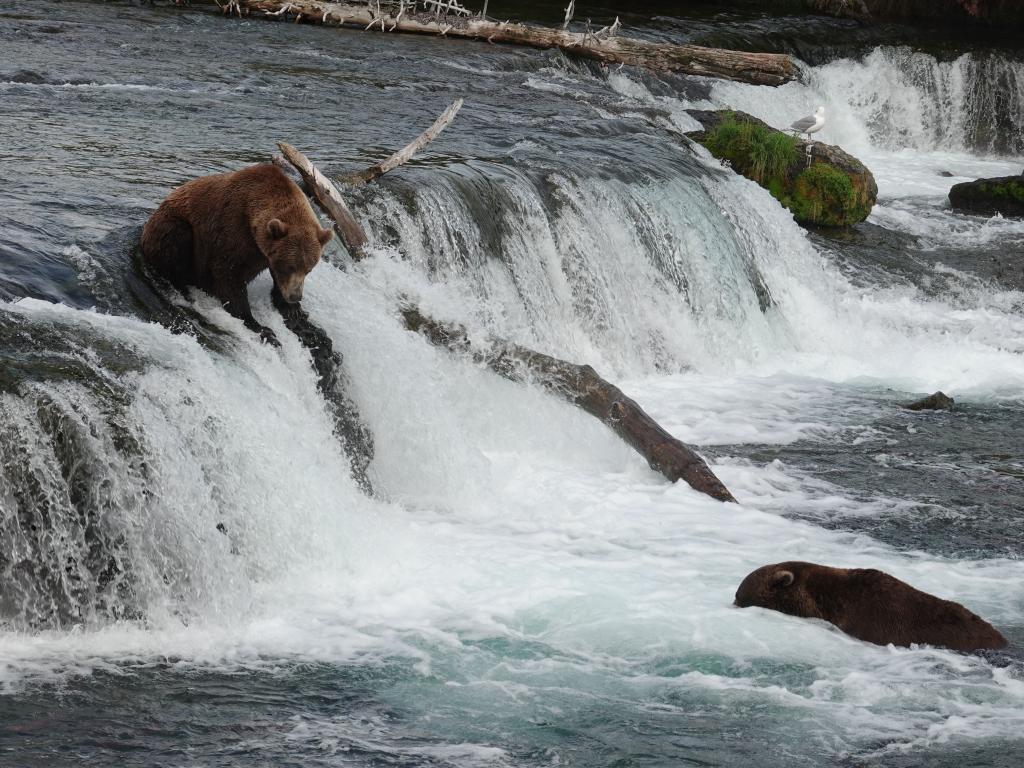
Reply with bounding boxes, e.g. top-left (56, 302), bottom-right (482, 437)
top-left (344, 98), bottom-right (464, 186)
top-left (276, 141), bottom-right (369, 260)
